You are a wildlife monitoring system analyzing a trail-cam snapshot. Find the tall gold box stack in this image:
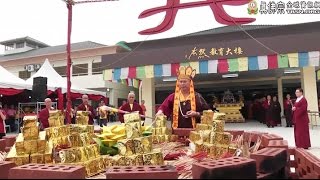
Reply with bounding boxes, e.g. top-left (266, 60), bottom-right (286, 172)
top-left (112, 112), bottom-right (164, 166)
top-left (6, 116), bottom-right (53, 166)
top-left (189, 110), bottom-right (237, 159)
top-left (47, 124), bottom-right (107, 177)
top-left (151, 115), bottom-right (178, 143)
